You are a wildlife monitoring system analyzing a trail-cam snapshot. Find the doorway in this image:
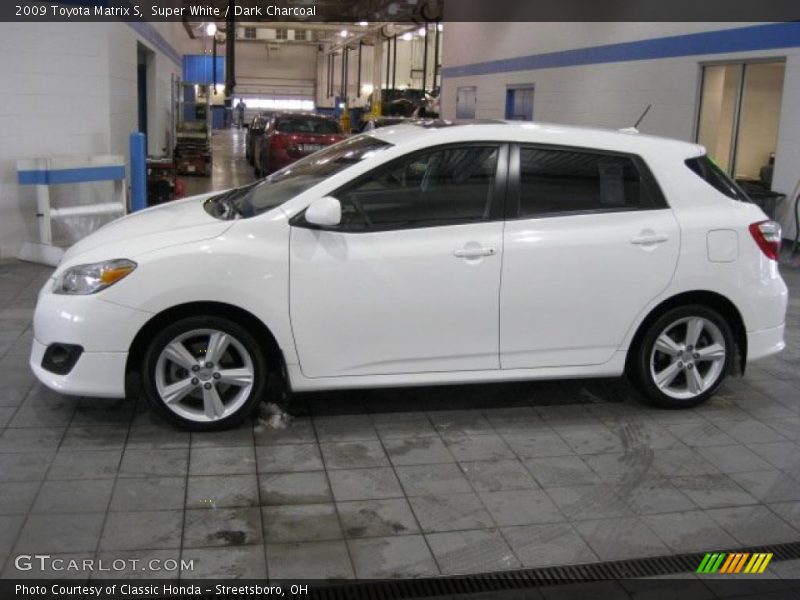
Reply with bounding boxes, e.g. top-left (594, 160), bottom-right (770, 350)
top-left (696, 61), bottom-right (785, 184)
top-left (137, 43), bottom-right (155, 138)
top-left (505, 85), bottom-right (534, 121)
top-left (456, 86), bottom-right (477, 119)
